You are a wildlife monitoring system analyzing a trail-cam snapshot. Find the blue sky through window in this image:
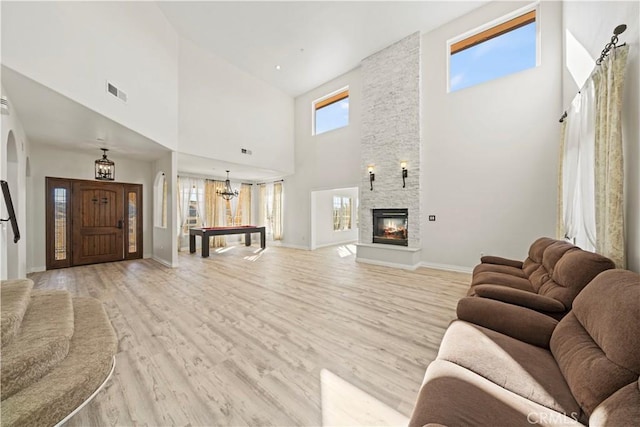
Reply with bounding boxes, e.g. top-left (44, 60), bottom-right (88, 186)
top-left (315, 97), bottom-right (349, 135)
top-left (450, 22), bottom-right (537, 92)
